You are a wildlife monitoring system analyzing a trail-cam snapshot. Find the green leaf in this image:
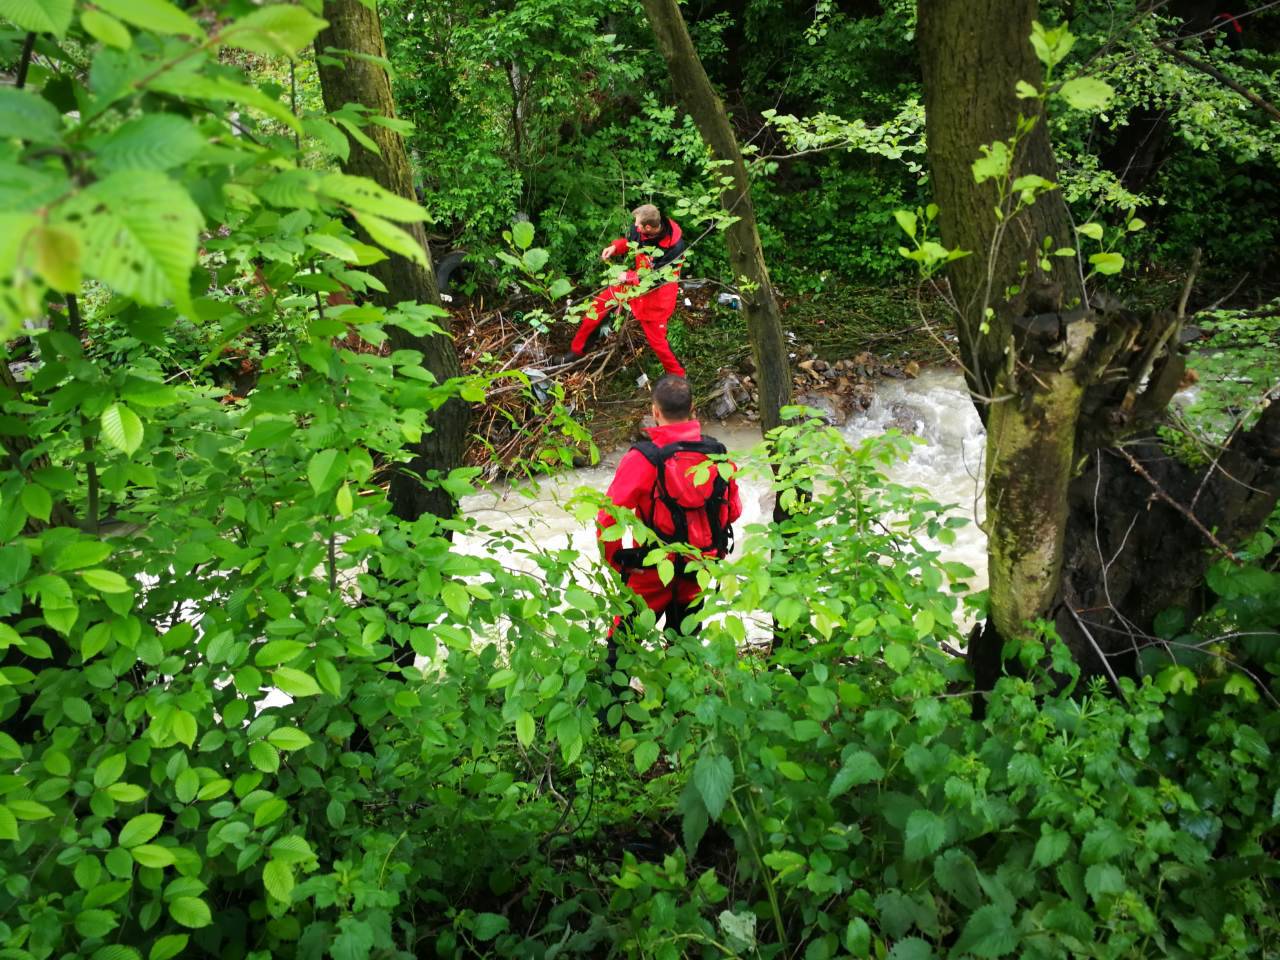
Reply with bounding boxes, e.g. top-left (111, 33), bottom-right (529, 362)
top-left (92, 947), bottom-right (141, 960)
top-left (515, 711), bottom-right (535, 747)
top-left (65, 172), bottom-right (203, 315)
top-left (269, 835), bottom-right (315, 864)
top-left (262, 859), bottom-right (295, 902)
top-left (307, 449), bottom-right (346, 493)
top-left (0, 804), bottom-right (17, 841)
top-left (1080, 820), bottom-right (1127, 864)
top-left (1033, 827), bottom-right (1070, 867)
top-left (472, 912), bottom-right (509, 941)
top-left (521, 247), bottom-right (549, 273)
top-left (893, 209), bottom-right (917, 239)
top-left (20, 483), bottom-right (52, 523)
top-left (221, 4), bottom-right (328, 57)
top-left (169, 896), bottom-right (212, 928)
top-left (511, 220), bottom-right (535, 250)
top-left (248, 740), bottom-right (279, 773)
top-left (149, 934), bottom-right (188, 960)
top-left (81, 8), bottom-right (132, 48)
top-left (903, 809), bottom-right (947, 861)
top-left (106, 783), bottom-right (146, 803)
top-left (95, 115), bottom-right (206, 172)
top-left (0, 0), bottom-right (73, 36)
top-left (776, 761), bottom-right (806, 781)
top-left (266, 727), bottom-right (312, 751)
top-left (99, 403), bottom-right (144, 456)
top-left (350, 210), bottom-right (427, 268)
top-left (255, 639), bottom-right (306, 667)
top-left (92, 0), bottom-right (201, 35)
top-left (273, 667), bottom-right (321, 697)
top-left (1058, 76), bottom-right (1114, 111)
top-left (0, 88), bottom-right (62, 144)
top-left (80, 569), bottom-right (132, 594)
top-left (829, 750), bottom-right (884, 799)
top-left (952, 904), bottom-right (1016, 957)
top-left (94, 753), bottom-right (127, 788)
top-left (253, 797), bottom-right (287, 828)
top-left (131, 843), bottom-right (176, 868)
top-left (1088, 251), bottom-right (1125, 275)
top-left (1075, 222), bottom-right (1104, 240)
top-left (1084, 863), bottom-right (1125, 902)
top-left (634, 740), bottom-right (659, 774)
top-left (693, 752), bottom-right (734, 821)
top-left (8, 799), bottom-right (54, 820)
top-left (486, 667), bottom-right (515, 690)
top-left (305, 233), bottom-right (360, 262)
top-left (886, 938), bottom-right (934, 960)
top-left (118, 812), bottom-right (163, 848)
top-left (76, 908), bottom-right (121, 939)
top-left (52, 540), bottom-right (113, 573)
top-left (171, 709), bottom-right (197, 747)
top-left (320, 173), bottom-right (427, 222)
